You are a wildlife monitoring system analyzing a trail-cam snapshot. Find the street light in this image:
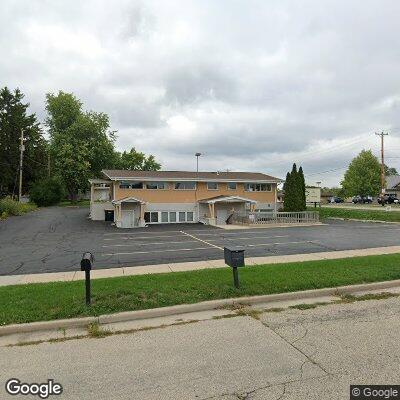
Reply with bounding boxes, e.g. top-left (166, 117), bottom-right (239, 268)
top-left (195, 153), bottom-right (202, 173)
